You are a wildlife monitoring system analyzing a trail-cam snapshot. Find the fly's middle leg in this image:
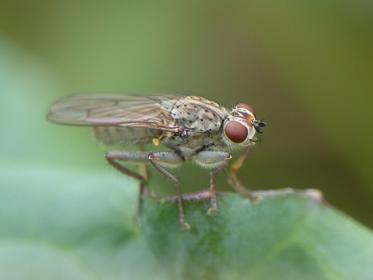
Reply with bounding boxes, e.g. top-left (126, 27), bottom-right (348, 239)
top-left (195, 151), bottom-right (232, 215)
top-left (207, 170), bottom-right (219, 216)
